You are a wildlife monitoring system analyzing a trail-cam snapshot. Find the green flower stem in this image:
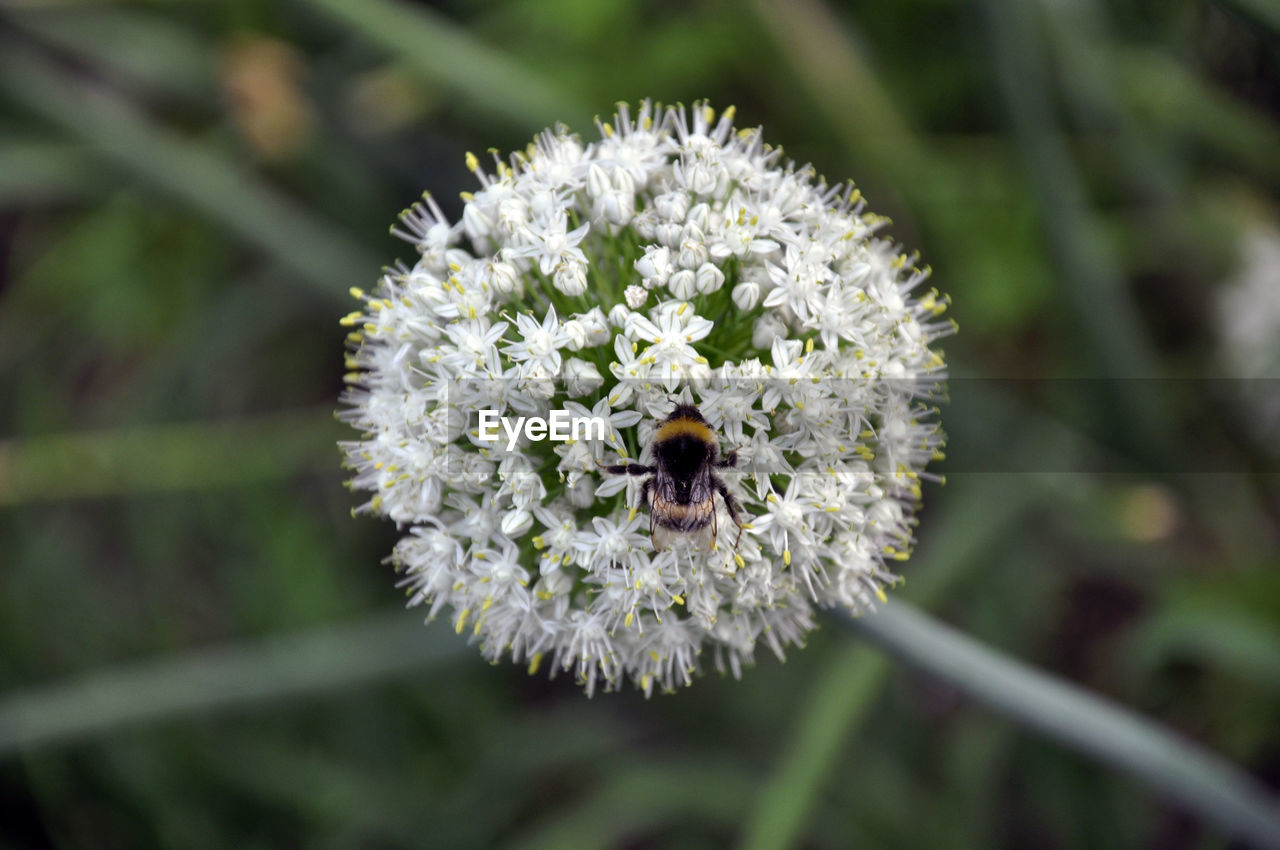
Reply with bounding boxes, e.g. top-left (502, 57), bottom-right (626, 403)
top-left (0, 36), bottom-right (378, 301)
top-left (0, 611), bottom-right (467, 755)
top-left (296, 0), bottom-right (593, 131)
top-left (843, 600), bottom-right (1280, 850)
top-left (0, 409), bottom-right (343, 506)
